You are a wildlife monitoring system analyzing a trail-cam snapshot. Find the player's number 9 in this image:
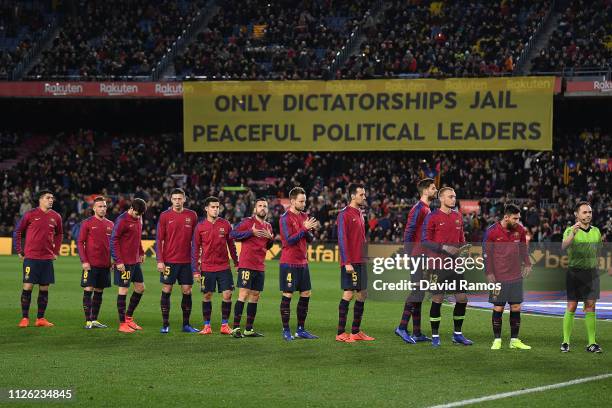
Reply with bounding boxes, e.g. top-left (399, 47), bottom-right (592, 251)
top-left (25, 266), bottom-right (31, 278)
